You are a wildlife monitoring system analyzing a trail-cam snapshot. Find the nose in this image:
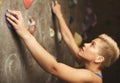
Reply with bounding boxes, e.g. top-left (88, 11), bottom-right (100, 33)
top-left (84, 43), bottom-right (90, 47)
